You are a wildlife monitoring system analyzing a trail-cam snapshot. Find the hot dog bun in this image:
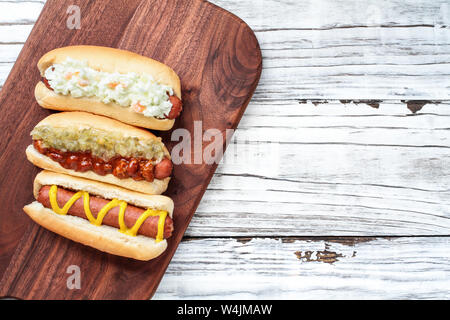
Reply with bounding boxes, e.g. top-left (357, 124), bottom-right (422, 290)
top-left (23, 171), bottom-right (174, 261)
top-left (26, 112), bottom-right (171, 195)
top-left (35, 82), bottom-right (176, 131)
top-left (36, 45), bottom-right (181, 130)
